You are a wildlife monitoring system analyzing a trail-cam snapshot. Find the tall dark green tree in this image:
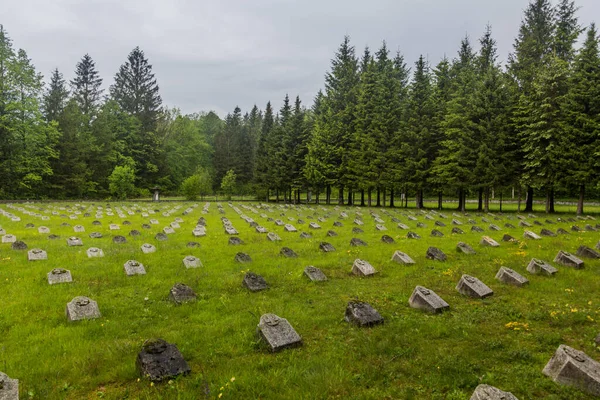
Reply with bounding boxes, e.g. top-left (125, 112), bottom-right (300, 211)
top-left (43, 68), bottom-right (69, 122)
top-left (71, 54), bottom-right (103, 117)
